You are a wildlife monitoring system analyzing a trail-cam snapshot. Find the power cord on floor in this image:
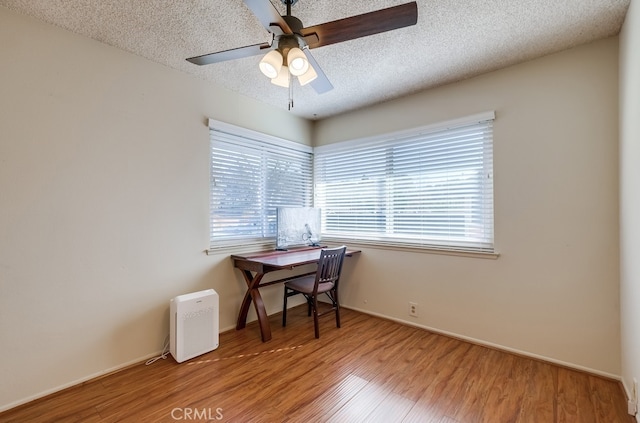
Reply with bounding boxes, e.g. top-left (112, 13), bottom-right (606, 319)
top-left (145, 335), bottom-right (170, 365)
